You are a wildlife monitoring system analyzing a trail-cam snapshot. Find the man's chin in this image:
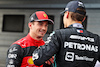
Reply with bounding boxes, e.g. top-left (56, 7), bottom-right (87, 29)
top-left (37, 35), bottom-right (44, 39)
